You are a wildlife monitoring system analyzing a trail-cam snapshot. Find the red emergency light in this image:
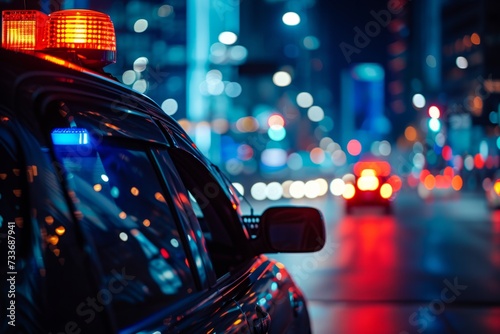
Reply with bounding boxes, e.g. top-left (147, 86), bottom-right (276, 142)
top-left (2, 9), bottom-right (116, 68)
top-left (2, 10), bottom-right (47, 50)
